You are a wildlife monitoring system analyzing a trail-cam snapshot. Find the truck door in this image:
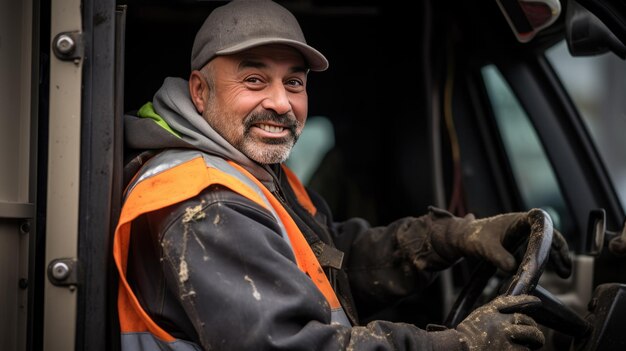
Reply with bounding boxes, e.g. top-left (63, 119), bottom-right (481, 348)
top-left (1, 0), bottom-right (125, 350)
